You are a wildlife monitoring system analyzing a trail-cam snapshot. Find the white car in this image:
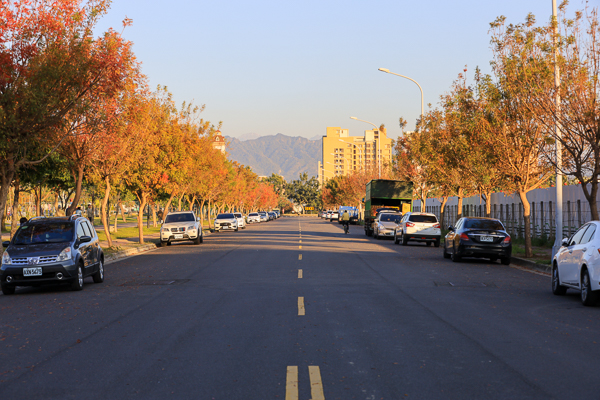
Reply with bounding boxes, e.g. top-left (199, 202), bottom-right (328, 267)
top-left (160, 211), bottom-right (202, 246)
top-left (372, 212), bottom-right (402, 239)
top-left (214, 213), bottom-right (239, 232)
top-left (394, 212), bottom-right (441, 247)
top-left (258, 211), bottom-right (268, 222)
top-left (234, 212), bottom-right (246, 229)
top-left (552, 220), bottom-right (600, 306)
top-left (247, 212), bottom-right (261, 223)
top-left (329, 211), bottom-right (339, 222)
